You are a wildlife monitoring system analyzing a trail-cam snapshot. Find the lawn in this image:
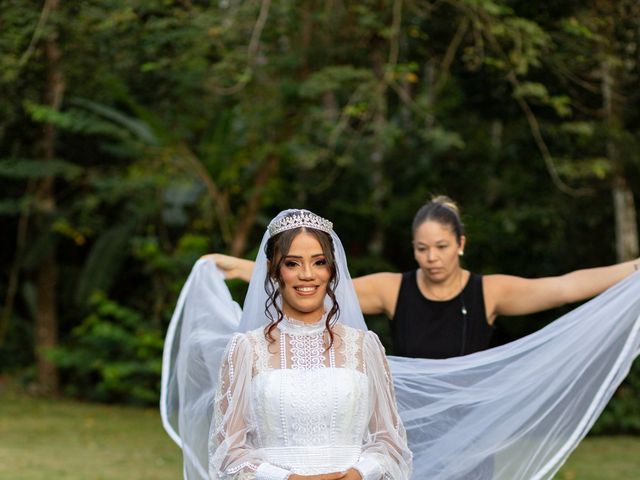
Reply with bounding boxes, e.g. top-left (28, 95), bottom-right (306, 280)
top-left (0, 390), bottom-right (181, 480)
top-left (0, 390), bottom-right (638, 479)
